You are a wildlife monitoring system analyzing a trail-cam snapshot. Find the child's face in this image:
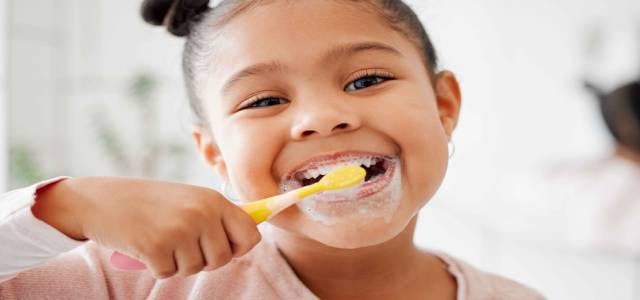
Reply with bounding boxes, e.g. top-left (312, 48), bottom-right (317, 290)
top-left (194, 0), bottom-right (461, 248)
